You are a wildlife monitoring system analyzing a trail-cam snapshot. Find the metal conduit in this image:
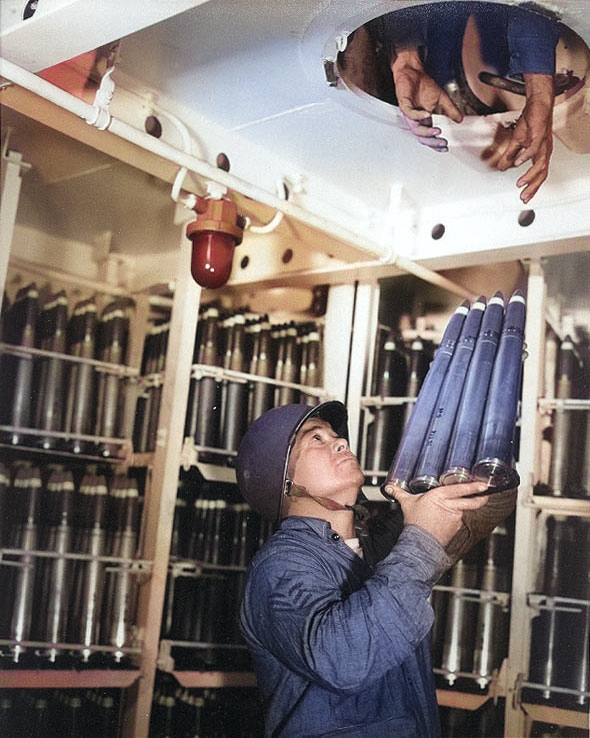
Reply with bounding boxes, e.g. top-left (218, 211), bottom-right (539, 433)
top-left (0, 56), bottom-right (472, 298)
